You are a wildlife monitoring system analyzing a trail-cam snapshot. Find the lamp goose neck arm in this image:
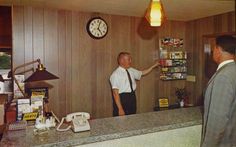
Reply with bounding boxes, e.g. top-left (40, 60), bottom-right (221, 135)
top-left (12, 59), bottom-right (41, 98)
top-left (13, 59), bottom-right (41, 74)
